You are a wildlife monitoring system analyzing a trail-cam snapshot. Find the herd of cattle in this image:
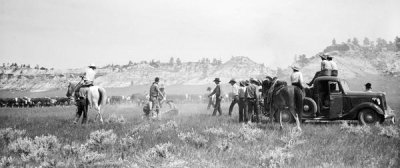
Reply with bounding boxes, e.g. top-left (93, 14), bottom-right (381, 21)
top-left (0, 93), bottom-right (233, 108)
